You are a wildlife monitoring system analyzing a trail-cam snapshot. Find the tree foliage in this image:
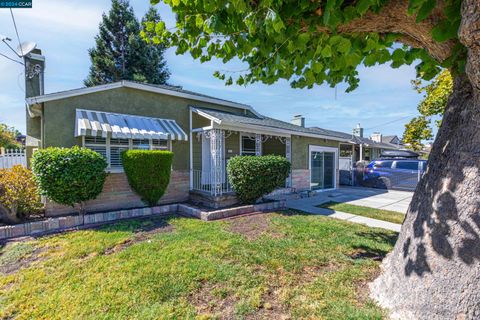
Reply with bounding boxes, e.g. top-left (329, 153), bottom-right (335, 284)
top-left (145, 0), bottom-right (464, 91)
top-left (85, 0), bottom-right (170, 86)
top-left (403, 69), bottom-right (453, 150)
top-left (0, 165), bottom-right (42, 224)
top-left (402, 116), bottom-right (433, 151)
top-left (0, 123), bottom-right (21, 149)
